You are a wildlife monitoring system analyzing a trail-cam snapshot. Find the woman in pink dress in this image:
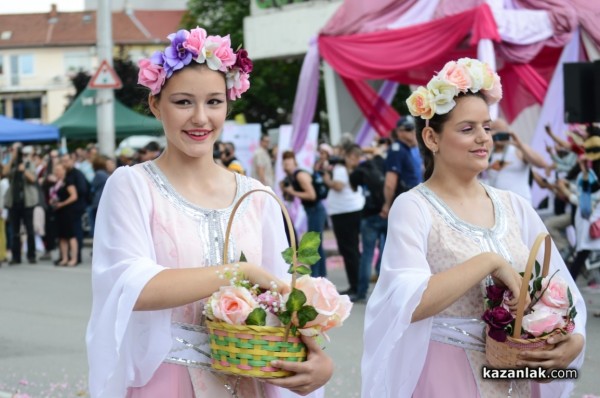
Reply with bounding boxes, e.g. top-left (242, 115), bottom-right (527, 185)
top-left (86, 27), bottom-right (332, 398)
top-left (361, 58), bottom-right (586, 397)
